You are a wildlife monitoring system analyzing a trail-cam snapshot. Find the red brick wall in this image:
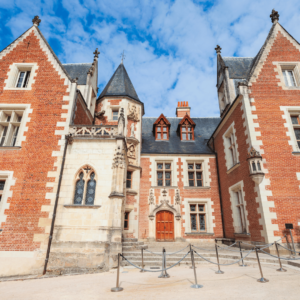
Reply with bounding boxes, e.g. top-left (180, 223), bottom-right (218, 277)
top-left (94, 100), bottom-right (118, 125)
top-left (0, 32), bottom-right (70, 250)
top-left (213, 101), bottom-right (263, 241)
top-left (248, 31), bottom-right (300, 241)
top-left (176, 110), bottom-right (190, 117)
top-left (73, 93), bottom-right (93, 125)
